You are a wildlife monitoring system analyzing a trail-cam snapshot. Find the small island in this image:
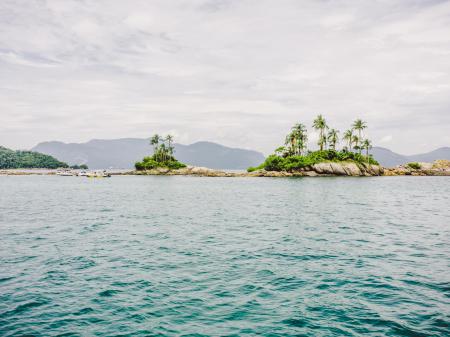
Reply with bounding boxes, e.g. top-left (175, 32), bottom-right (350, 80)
top-left (134, 134), bottom-right (187, 171)
top-left (246, 116), bottom-right (382, 176)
